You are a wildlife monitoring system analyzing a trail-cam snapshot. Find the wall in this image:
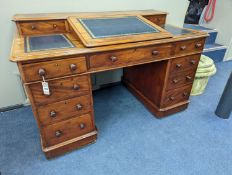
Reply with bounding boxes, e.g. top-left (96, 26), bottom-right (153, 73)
top-left (0, 0), bottom-right (189, 108)
top-left (203, 0), bottom-right (232, 61)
